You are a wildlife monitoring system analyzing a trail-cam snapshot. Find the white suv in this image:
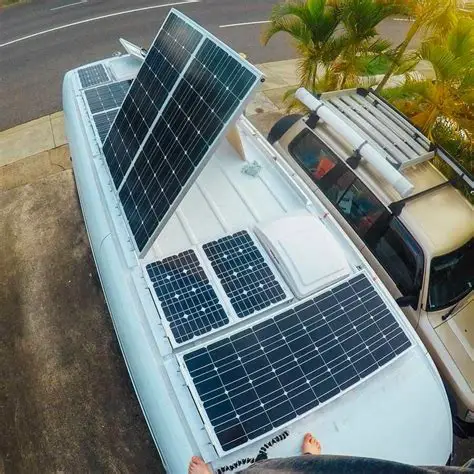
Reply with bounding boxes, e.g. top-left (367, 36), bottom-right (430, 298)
top-left (269, 87), bottom-right (474, 434)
